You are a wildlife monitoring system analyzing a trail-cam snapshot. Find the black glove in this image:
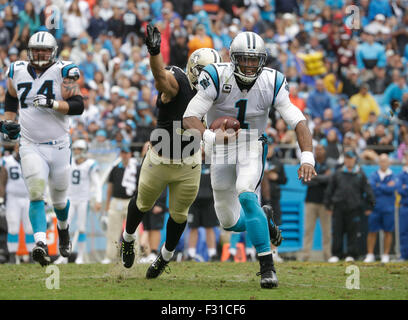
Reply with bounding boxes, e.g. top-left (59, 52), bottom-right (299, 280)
top-left (145, 24), bottom-right (161, 56)
top-left (0, 121), bottom-right (20, 140)
top-left (270, 224), bottom-right (283, 247)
